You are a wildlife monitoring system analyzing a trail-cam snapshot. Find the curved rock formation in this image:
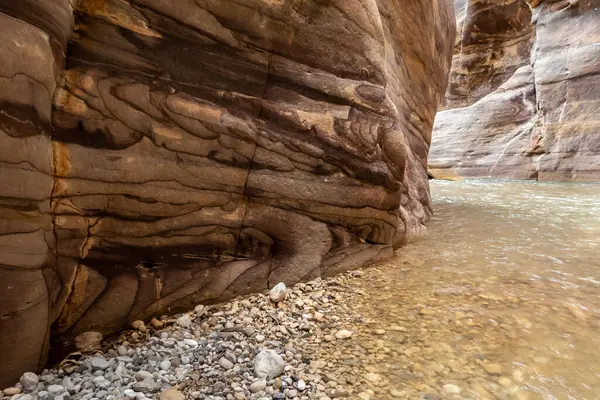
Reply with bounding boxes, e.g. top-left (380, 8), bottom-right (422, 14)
top-left (0, 0), bottom-right (455, 386)
top-left (430, 0), bottom-right (600, 181)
